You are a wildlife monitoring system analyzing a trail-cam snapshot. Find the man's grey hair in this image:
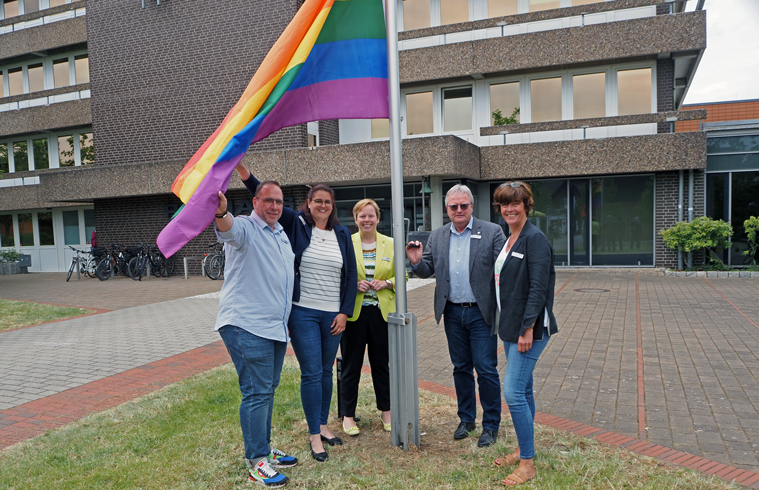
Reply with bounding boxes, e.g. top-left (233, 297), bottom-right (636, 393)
top-left (445, 184), bottom-right (474, 206)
